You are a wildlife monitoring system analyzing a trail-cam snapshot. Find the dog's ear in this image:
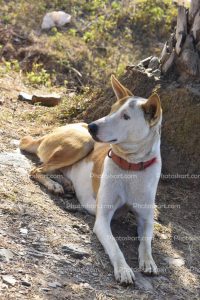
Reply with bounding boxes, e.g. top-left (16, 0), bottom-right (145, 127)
top-left (142, 93), bottom-right (161, 126)
top-left (111, 75), bottom-right (133, 100)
